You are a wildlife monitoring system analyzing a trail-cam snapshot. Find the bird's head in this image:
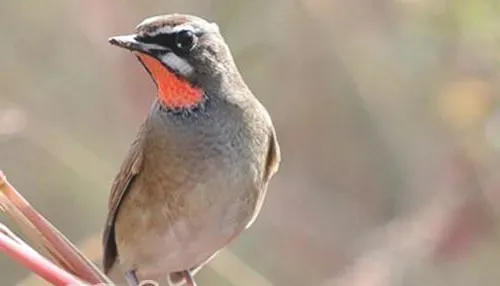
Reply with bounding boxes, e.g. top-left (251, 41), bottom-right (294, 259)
top-left (109, 14), bottom-right (241, 112)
